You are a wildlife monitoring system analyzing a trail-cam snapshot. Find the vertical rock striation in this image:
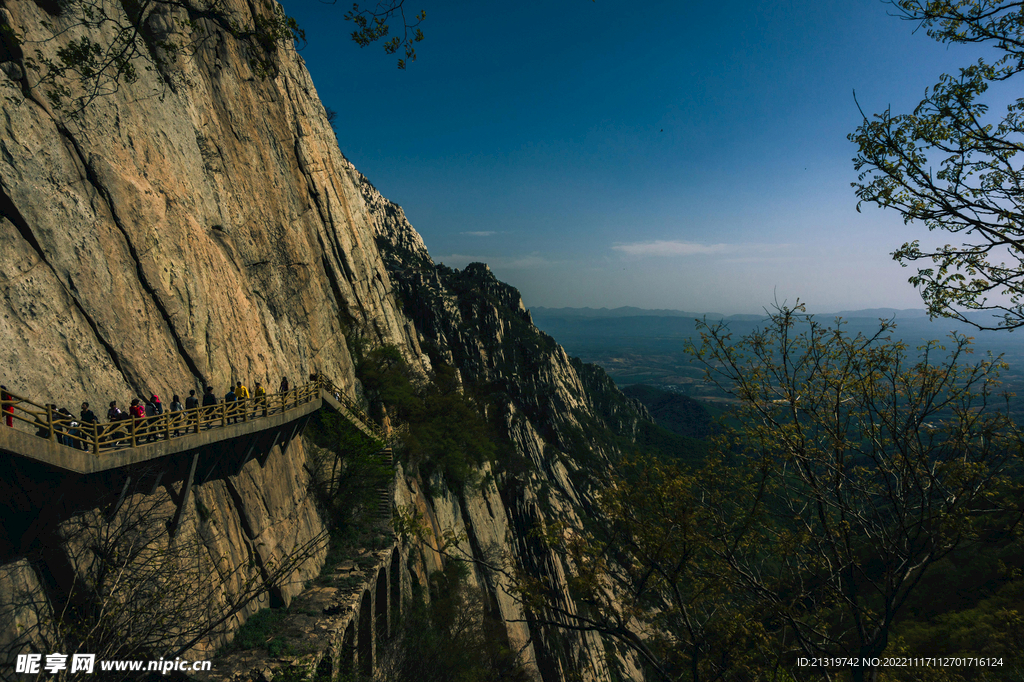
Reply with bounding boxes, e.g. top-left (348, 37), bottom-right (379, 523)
top-left (364, 177), bottom-right (649, 681)
top-left (0, 0), bottom-right (422, 408)
top-left (0, 1), bottom-right (656, 679)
